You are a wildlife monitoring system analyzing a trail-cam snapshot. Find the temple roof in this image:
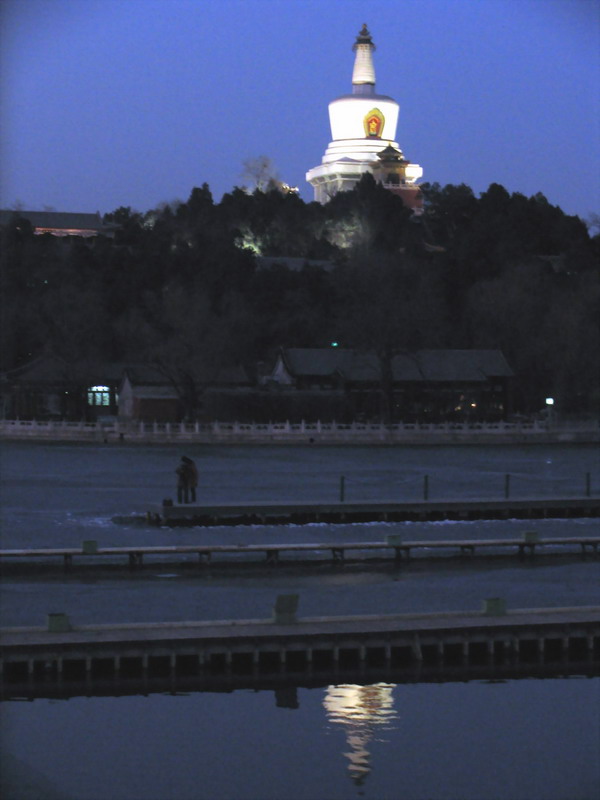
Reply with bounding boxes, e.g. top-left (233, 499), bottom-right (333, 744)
top-left (377, 144), bottom-right (406, 162)
top-left (278, 348), bottom-right (514, 383)
top-left (0, 210), bottom-right (117, 236)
